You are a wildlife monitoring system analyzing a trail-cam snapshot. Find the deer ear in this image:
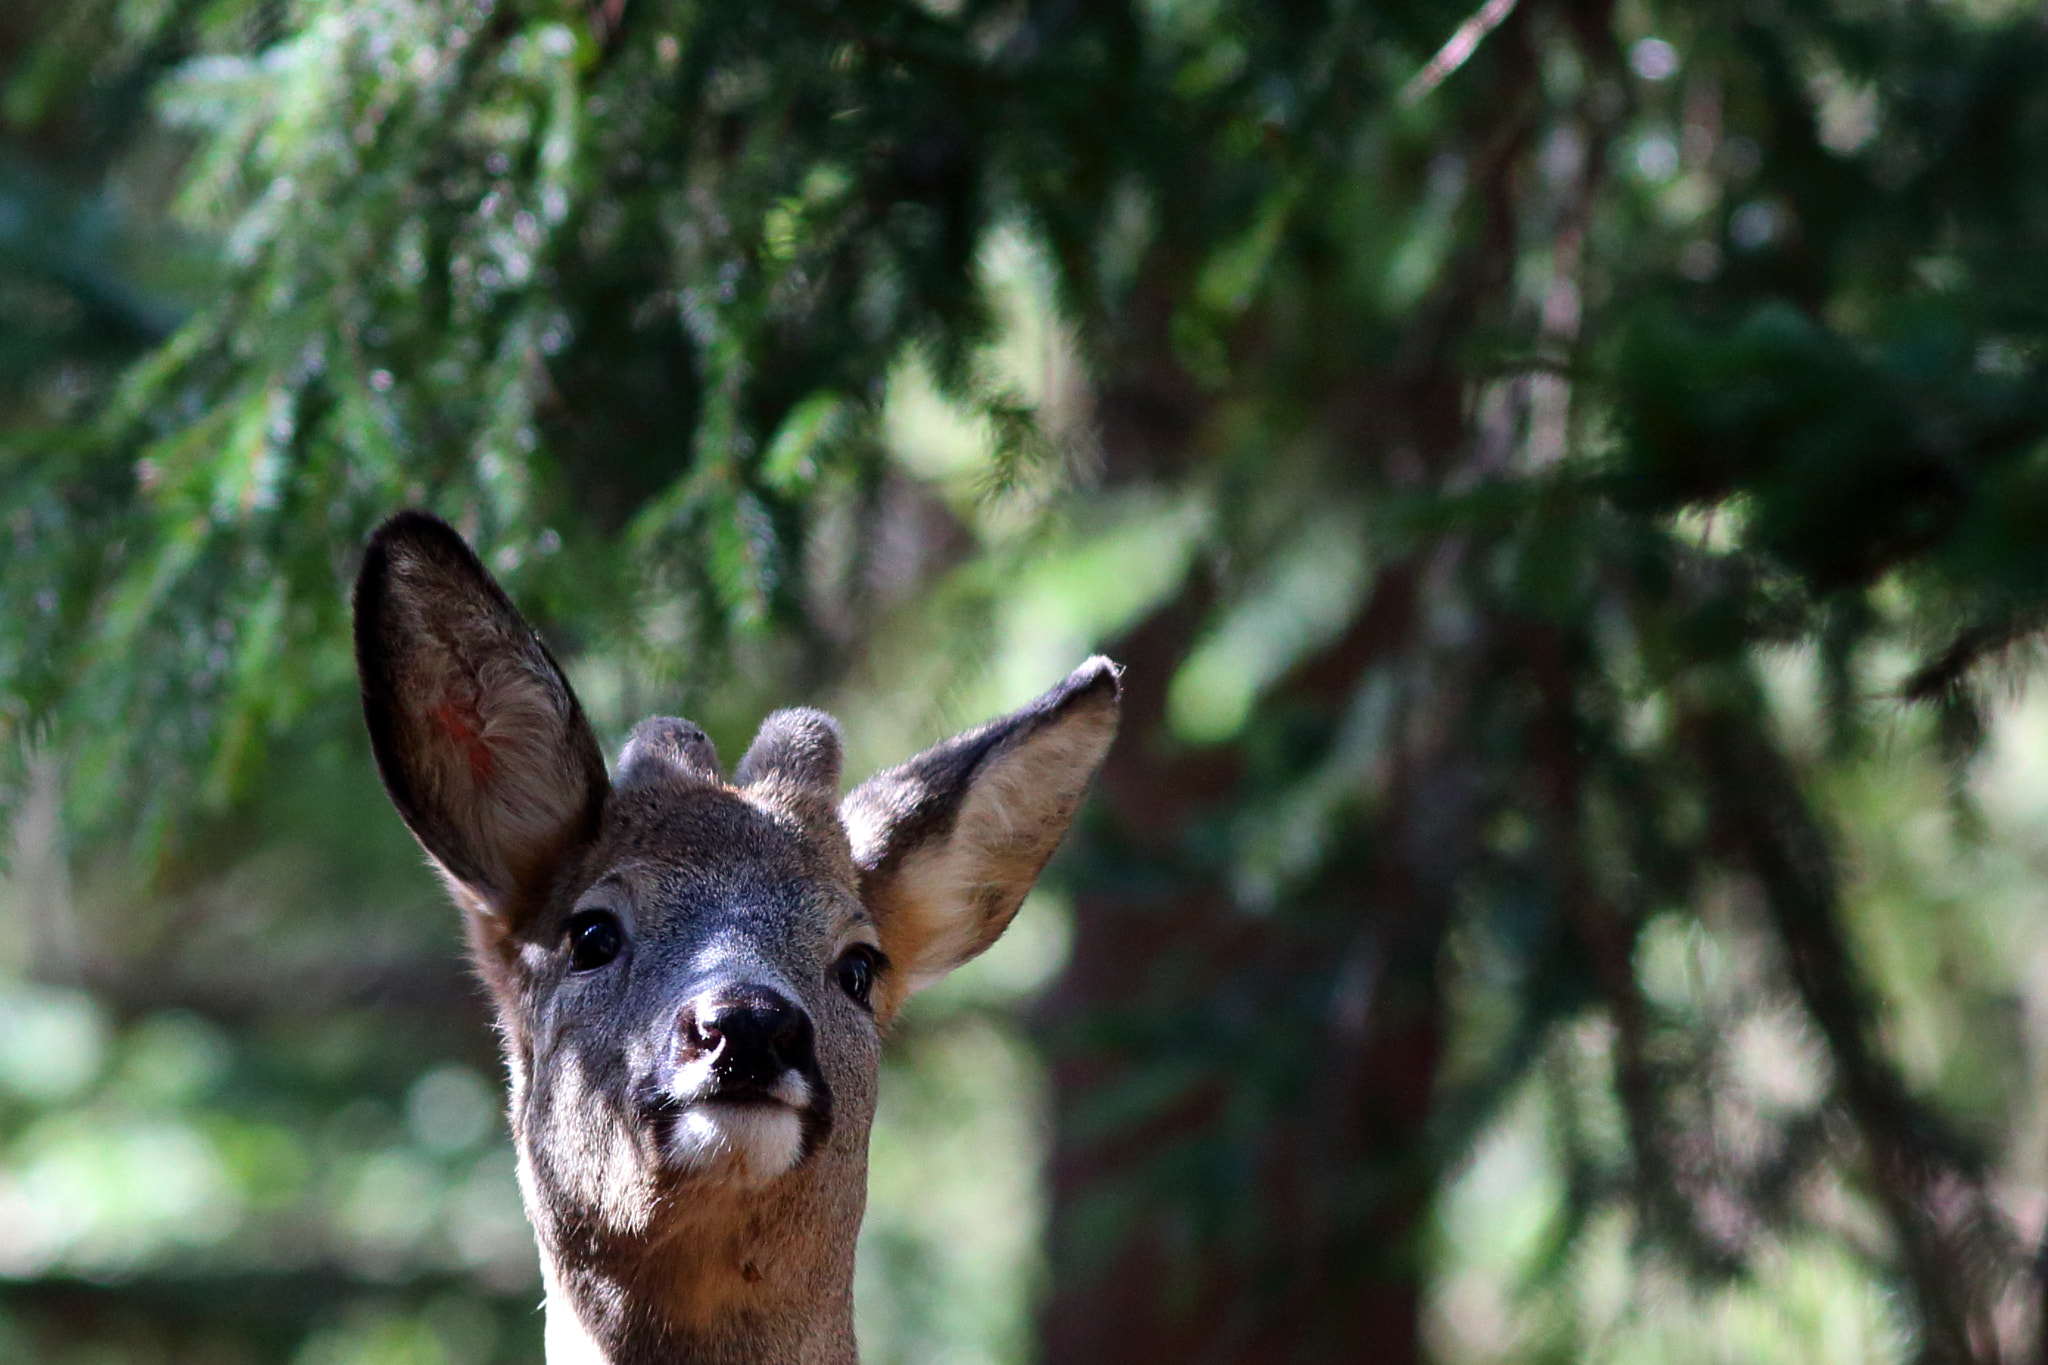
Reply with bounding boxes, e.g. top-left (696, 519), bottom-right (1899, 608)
top-left (354, 512), bottom-right (608, 919)
top-left (841, 659), bottom-right (1120, 1015)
